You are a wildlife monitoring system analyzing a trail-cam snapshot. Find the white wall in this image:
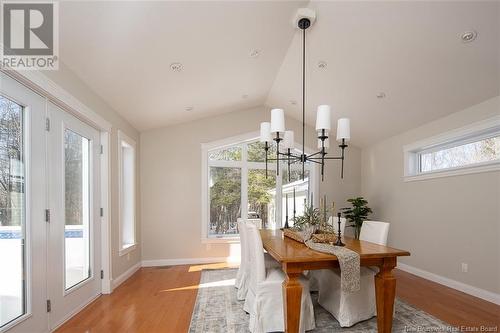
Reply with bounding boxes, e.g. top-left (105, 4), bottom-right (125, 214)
top-left (43, 63), bottom-right (142, 280)
top-left (361, 96), bottom-right (500, 294)
top-left (140, 106), bottom-right (361, 262)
